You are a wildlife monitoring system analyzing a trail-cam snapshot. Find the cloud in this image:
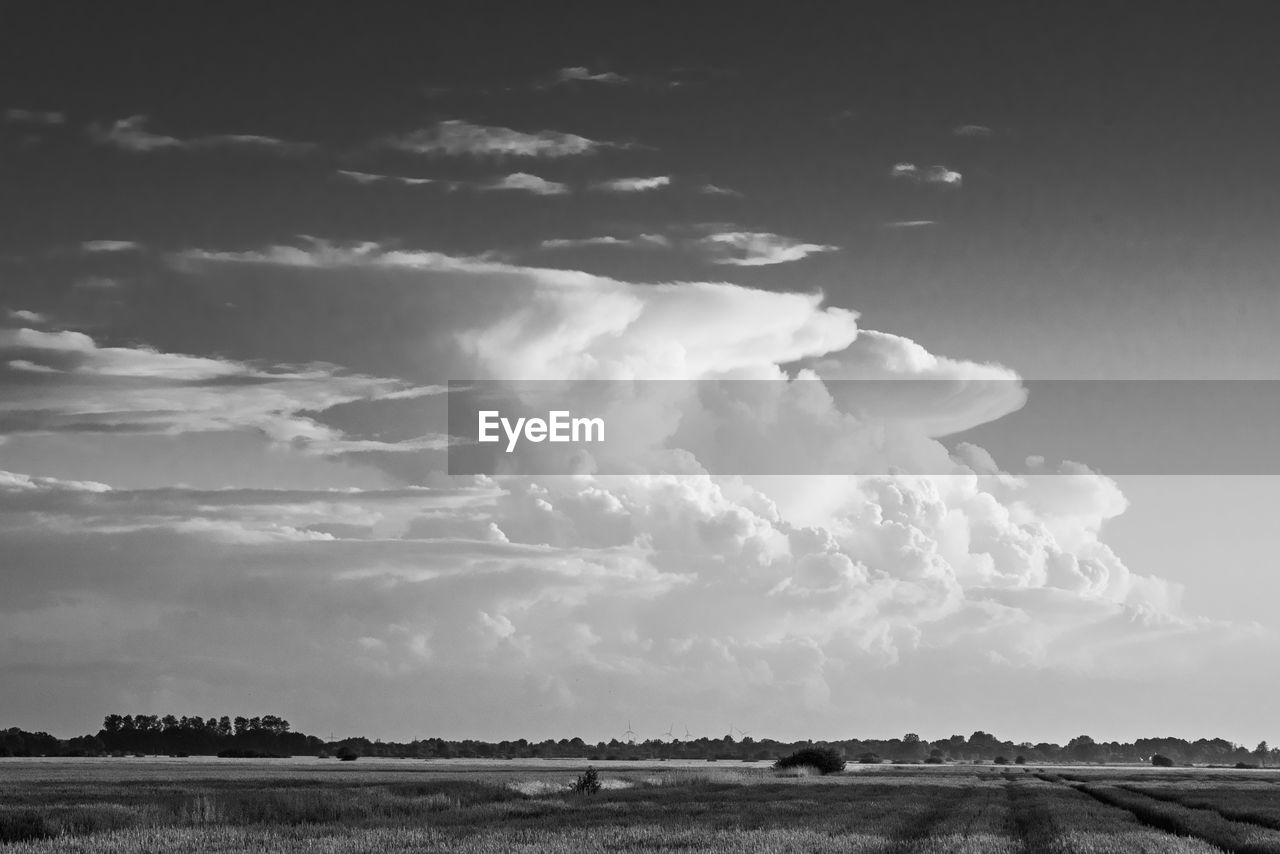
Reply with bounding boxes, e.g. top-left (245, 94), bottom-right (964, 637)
top-left (552, 67), bottom-right (630, 85)
top-left (891, 163), bottom-right (963, 187)
top-left (592, 176), bottom-right (671, 193)
top-left (699, 183), bottom-right (742, 197)
top-left (6, 310), bottom-right (47, 324)
top-left (379, 119), bottom-right (610, 158)
top-left (5, 108), bottom-right (65, 126)
top-left (0, 325), bottom-right (444, 455)
top-left (4, 235), bottom-right (1265, 741)
top-left (540, 235), bottom-right (671, 250)
top-left (696, 231), bottom-right (838, 266)
top-left (335, 170), bottom-right (437, 186)
top-left (481, 173), bottom-right (570, 195)
top-left (88, 115), bottom-right (315, 155)
top-left (883, 220), bottom-right (937, 228)
top-left (80, 240), bottom-right (141, 253)
top-left (953, 124), bottom-right (993, 137)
